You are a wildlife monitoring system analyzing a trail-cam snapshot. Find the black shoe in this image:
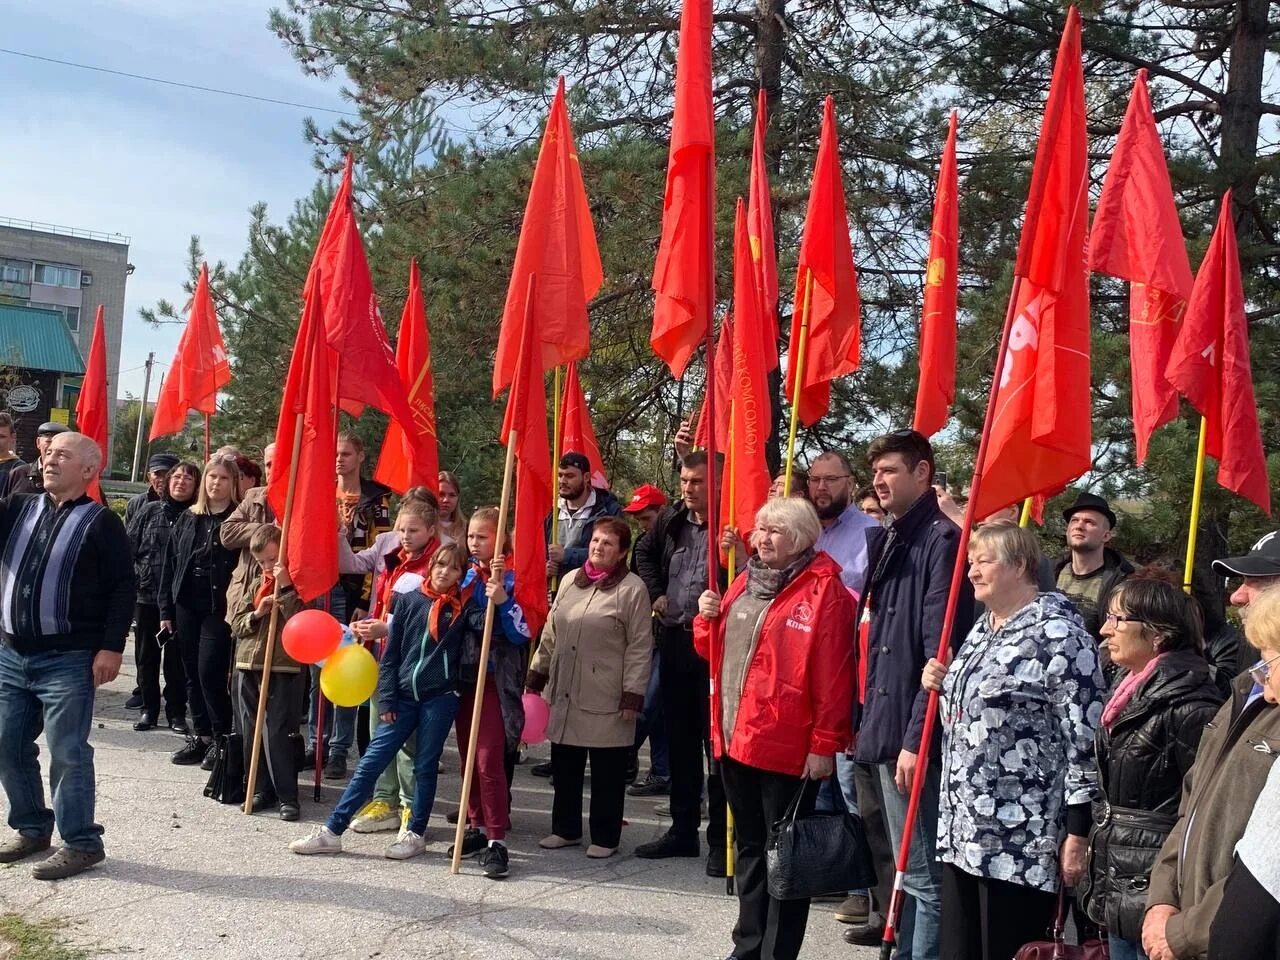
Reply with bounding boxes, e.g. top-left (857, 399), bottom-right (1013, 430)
top-left (627, 773), bottom-right (671, 797)
top-left (200, 742), bottom-right (219, 771)
top-left (480, 842), bottom-right (509, 879)
top-left (167, 717), bottom-right (189, 736)
top-left (133, 713), bottom-right (157, 732)
top-left (251, 792), bottom-right (278, 813)
top-left (125, 692), bottom-right (144, 710)
top-left (842, 914), bottom-right (885, 946)
top-left (531, 760), bottom-right (552, 778)
top-left (171, 737), bottom-right (208, 765)
top-left (635, 831), bottom-right (700, 859)
top-left (279, 802), bottom-right (300, 822)
top-left (706, 847), bottom-right (726, 877)
top-left (447, 828), bottom-right (489, 859)
top-left (323, 755), bottom-right (348, 780)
